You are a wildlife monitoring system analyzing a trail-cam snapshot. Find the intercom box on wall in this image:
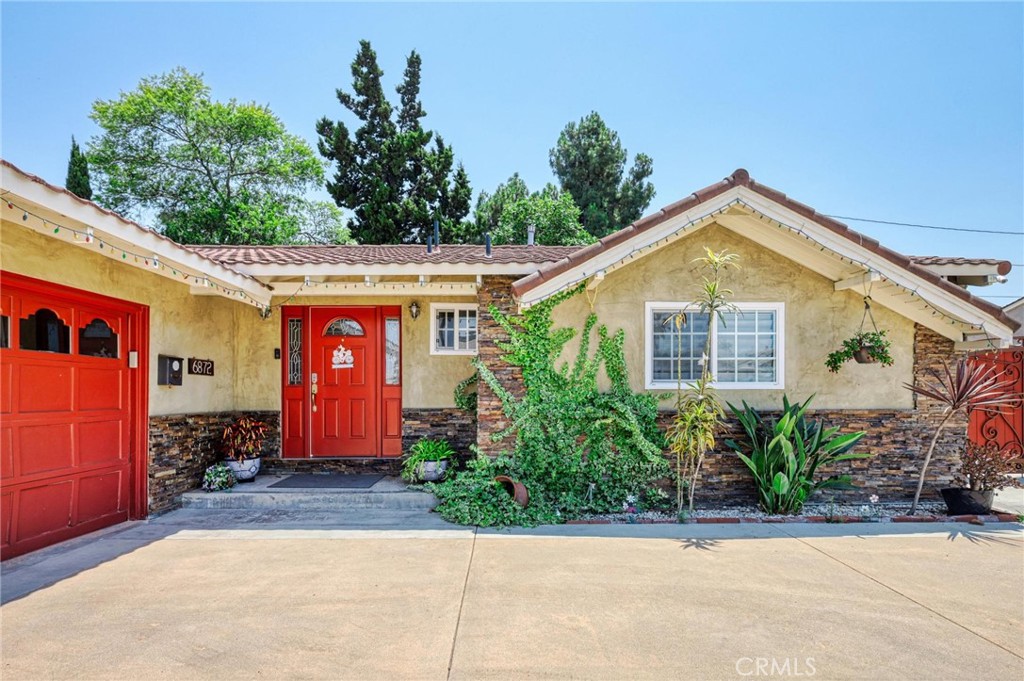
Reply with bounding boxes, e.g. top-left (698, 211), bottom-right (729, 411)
top-left (157, 355), bottom-right (184, 386)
